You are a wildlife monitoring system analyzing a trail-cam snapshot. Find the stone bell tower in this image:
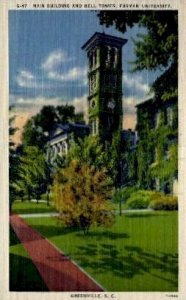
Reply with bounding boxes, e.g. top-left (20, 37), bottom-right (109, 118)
top-left (82, 32), bottom-right (127, 143)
